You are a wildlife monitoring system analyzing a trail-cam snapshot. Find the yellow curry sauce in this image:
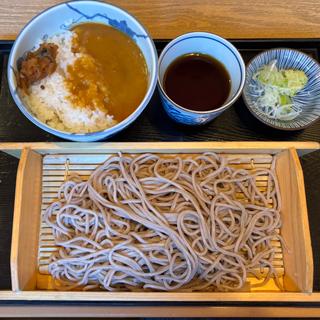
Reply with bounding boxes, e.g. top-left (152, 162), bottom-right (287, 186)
top-left (66, 23), bottom-right (148, 122)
